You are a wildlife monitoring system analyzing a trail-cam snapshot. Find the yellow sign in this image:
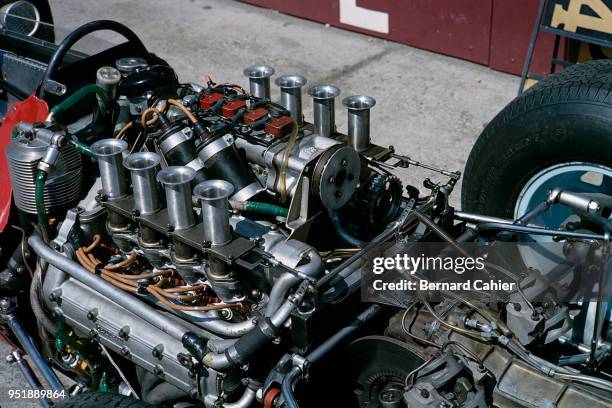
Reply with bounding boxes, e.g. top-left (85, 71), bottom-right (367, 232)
top-left (550, 0), bottom-right (612, 34)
